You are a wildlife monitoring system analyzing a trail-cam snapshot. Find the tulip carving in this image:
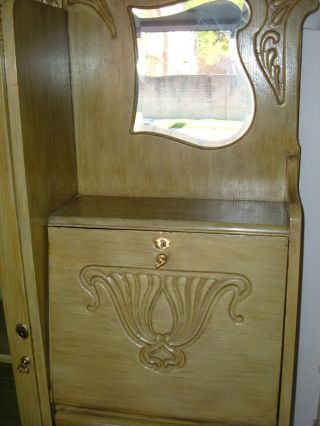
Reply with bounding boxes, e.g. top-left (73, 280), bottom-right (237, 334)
top-left (80, 267), bottom-right (251, 373)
